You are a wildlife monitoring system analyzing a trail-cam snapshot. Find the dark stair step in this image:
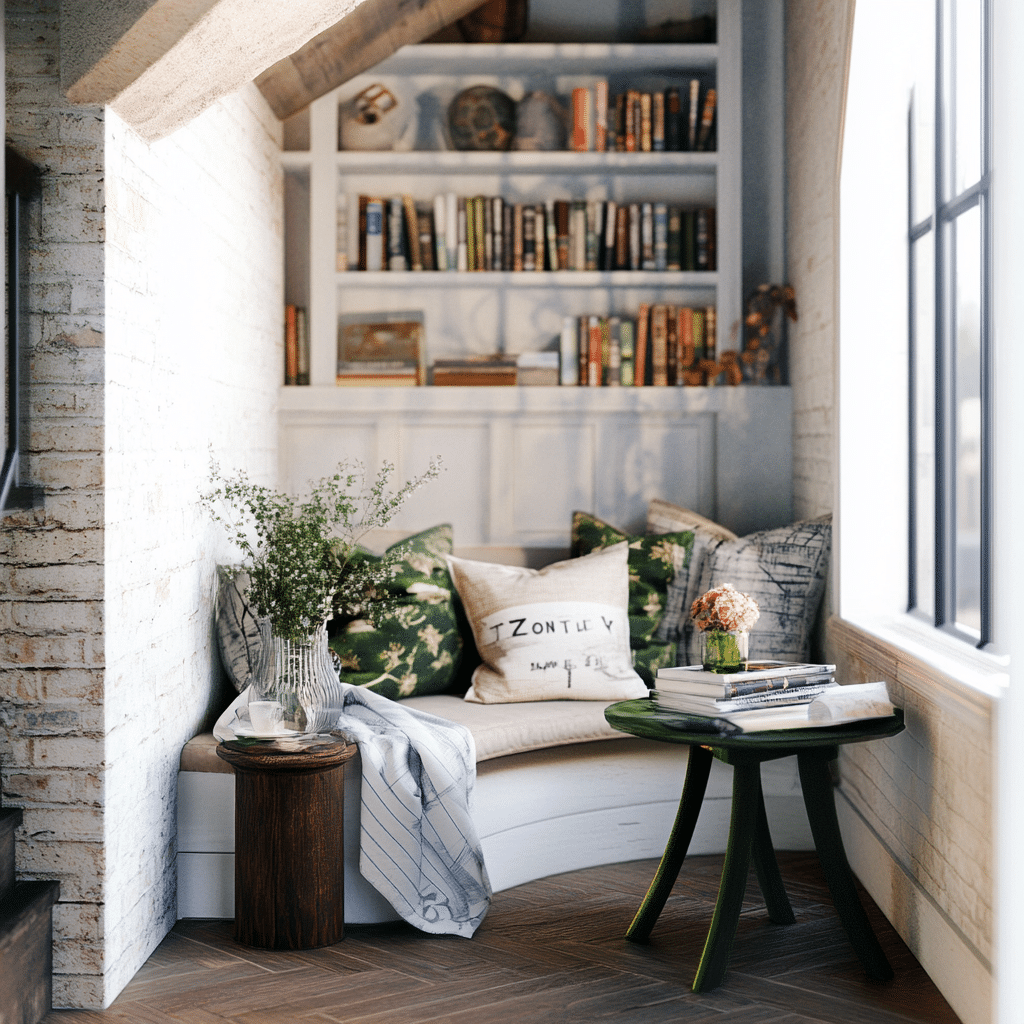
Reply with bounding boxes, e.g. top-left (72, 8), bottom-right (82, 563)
top-left (0, 878), bottom-right (61, 1024)
top-left (1, 806), bottom-right (60, 1024)
top-left (1, 807), bottom-right (22, 900)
